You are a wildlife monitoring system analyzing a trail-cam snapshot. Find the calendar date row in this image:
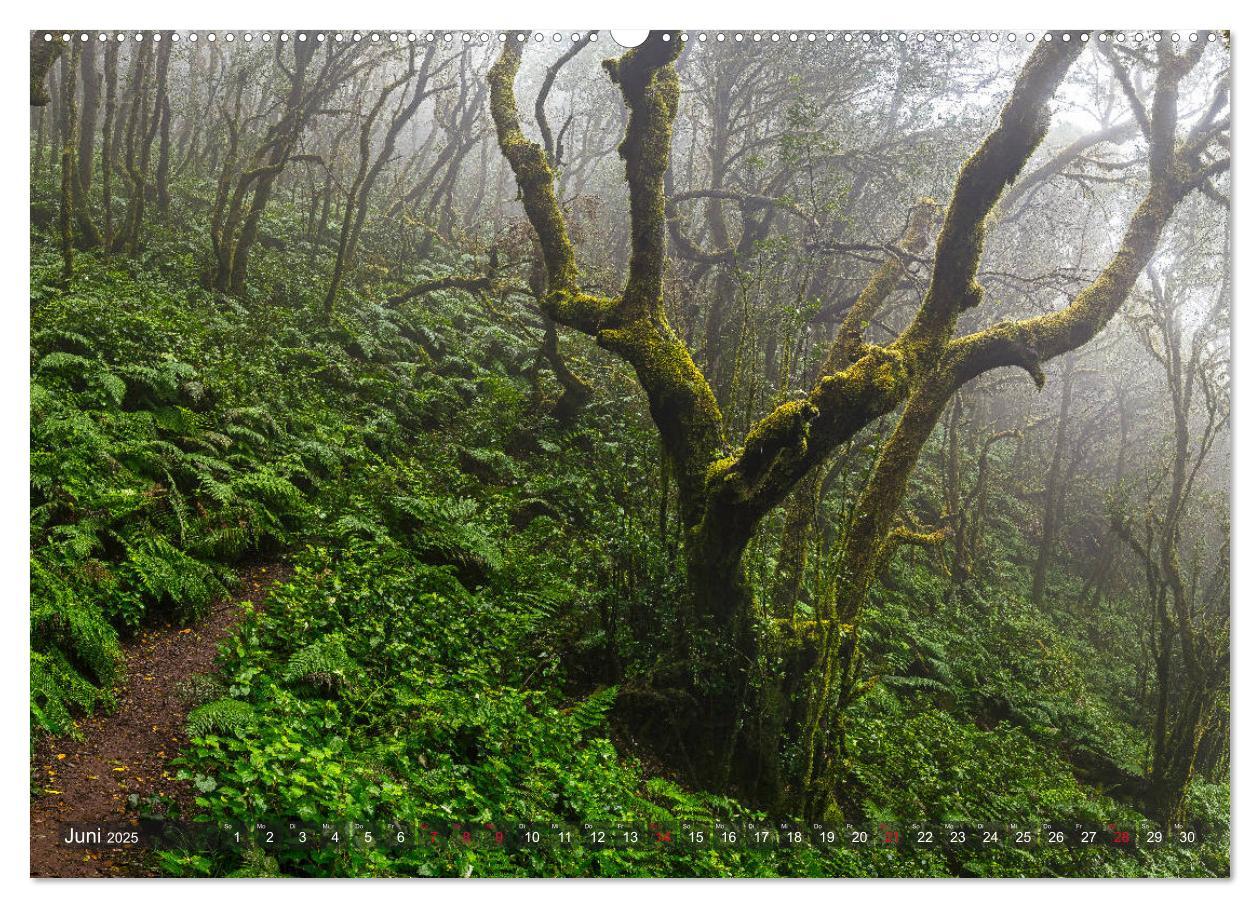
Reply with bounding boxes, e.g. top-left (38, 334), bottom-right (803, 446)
top-left (58, 818), bottom-right (1203, 852)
